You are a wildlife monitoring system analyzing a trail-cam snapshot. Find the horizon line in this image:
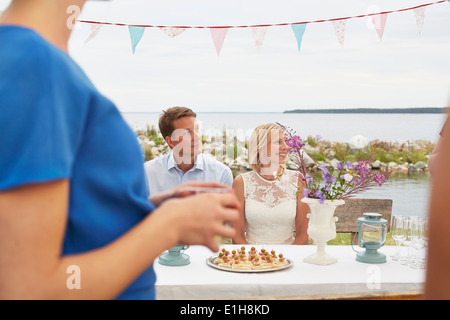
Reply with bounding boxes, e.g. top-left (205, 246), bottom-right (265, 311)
top-left (121, 107), bottom-right (448, 114)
